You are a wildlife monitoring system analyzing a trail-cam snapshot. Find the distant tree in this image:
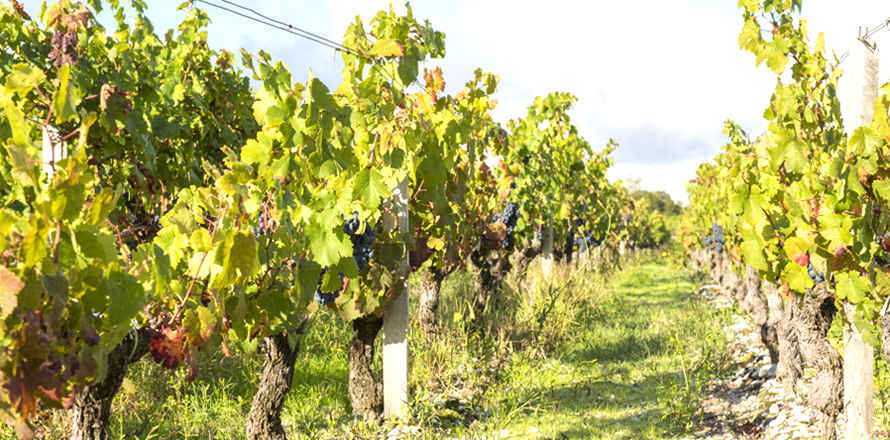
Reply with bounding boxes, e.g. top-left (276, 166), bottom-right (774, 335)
top-left (631, 190), bottom-right (683, 216)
